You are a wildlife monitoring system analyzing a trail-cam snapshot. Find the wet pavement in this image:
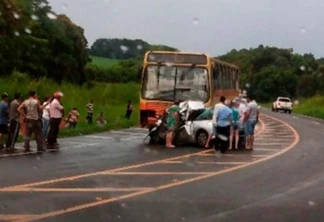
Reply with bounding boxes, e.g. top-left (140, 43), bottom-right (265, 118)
top-left (1, 110), bottom-right (322, 222)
